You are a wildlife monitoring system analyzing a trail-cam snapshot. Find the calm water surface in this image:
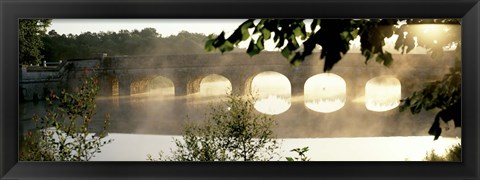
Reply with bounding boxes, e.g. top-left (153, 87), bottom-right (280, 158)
top-left (19, 80), bottom-right (462, 161)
